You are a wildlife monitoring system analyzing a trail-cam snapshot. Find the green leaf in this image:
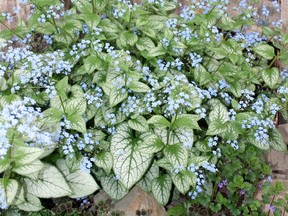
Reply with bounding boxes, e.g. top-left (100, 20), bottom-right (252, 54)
top-left (35, 22), bottom-right (56, 35)
top-left (156, 157), bottom-right (174, 171)
top-left (56, 159), bottom-right (99, 198)
top-left (0, 157), bottom-right (10, 174)
top-left (147, 115), bottom-right (171, 127)
top-left (170, 40), bottom-right (187, 49)
top-left (111, 124), bottom-right (153, 189)
top-left (94, 0), bottom-right (108, 12)
top-left (14, 187), bottom-right (42, 212)
top-left (233, 175), bottom-right (244, 186)
top-left (262, 67), bottom-right (279, 89)
top-left (0, 94), bottom-right (21, 107)
top-left (62, 20), bottom-right (83, 34)
top-left (70, 85), bottom-right (85, 98)
top-left (99, 19), bottom-right (119, 33)
top-left (161, 2), bottom-right (176, 11)
top-left (171, 171), bottom-right (191, 194)
top-left (54, 31), bottom-right (75, 46)
top-left (78, 13), bottom-right (100, 29)
top-left (219, 15), bottom-right (236, 30)
top-left (248, 137), bottom-right (269, 150)
top-left (147, 46), bottom-right (166, 58)
top-left (188, 155), bottom-right (210, 166)
top-left (13, 160), bottom-right (45, 177)
top-left (229, 81), bottom-right (242, 97)
top-left (270, 129), bottom-right (287, 151)
top-left (86, 104), bottom-right (97, 120)
top-left (0, 179), bottom-right (19, 205)
top-left (118, 31), bottom-right (138, 47)
top-left (173, 114), bottom-right (201, 130)
top-left (155, 127), bottom-right (194, 146)
top-left (220, 123), bottom-right (239, 140)
top-left (66, 114), bottom-right (87, 134)
top-left (83, 55), bottom-right (104, 74)
top-left (164, 143), bottom-right (188, 166)
top-left (32, 0), bottom-right (59, 7)
top-left (253, 44), bottom-right (275, 60)
top-left (136, 133), bottom-right (164, 154)
top-left (136, 37), bottom-right (155, 51)
top-left (167, 205), bottom-right (186, 216)
top-left (262, 26), bottom-right (275, 37)
top-left (25, 165), bottom-right (72, 198)
top-left (100, 175), bottom-right (129, 200)
top-left (279, 51), bottom-right (288, 65)
top-left (142, 28), bottom-right (157, 38)
top-left (138, 162), bottom-right (159, 192)
top-left (12, 146), bottom-right (46, 165)
top-left (50, 95), bottom-right (65, 112)
top-left (207, 103), bottom-right (229, 135)
top-left (128, 81), bottom-right (150, 93)
top-left (152, 175), bottom-right (172, 205)
top-left (109, 89), bottom-right (128, 107)
top-left (195, 141), bottom-right (211, 152)
top-left (74, 0), bottom-right (92, 13)
top-left (65, 98), bottom-right (87, 116)
top-left (209, 103), bottom-right (229, 122)
top-left (55, 76), bottom-right (70, 92)
top-left (94, 151), bottom-right (113, 174)
top-left (0, 77), bottom-right (7, 91)
top-left (229, 54), bottom-right (240, 64)
top-left (128, 116), bottom-right (149, 132)
top-left (0, 29), bottom-right (14, 40)
top-left (193, 65), bottom-right (212, 86)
